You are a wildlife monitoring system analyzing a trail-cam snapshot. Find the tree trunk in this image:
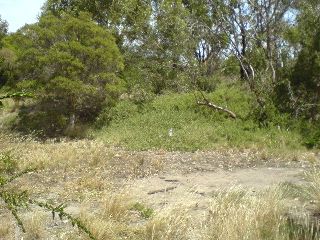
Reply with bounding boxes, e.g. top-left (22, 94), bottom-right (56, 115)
top-left (69, 113), bottom-right (76, 131)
